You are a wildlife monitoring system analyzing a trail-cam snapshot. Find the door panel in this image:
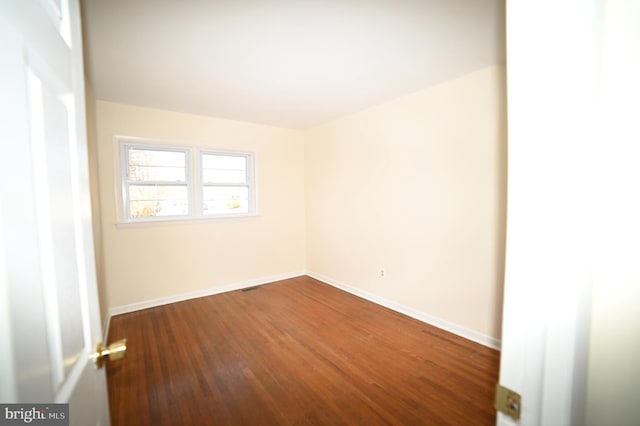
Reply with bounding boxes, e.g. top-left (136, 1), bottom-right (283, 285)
top-left (28, 57), bottom-right (85, 393)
